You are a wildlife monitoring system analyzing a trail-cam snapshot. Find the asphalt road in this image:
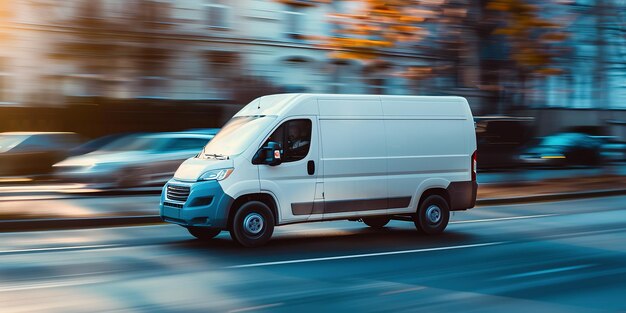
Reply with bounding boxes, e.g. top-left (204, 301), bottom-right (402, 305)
top-left (1, 196), bottom-right (625, 312)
